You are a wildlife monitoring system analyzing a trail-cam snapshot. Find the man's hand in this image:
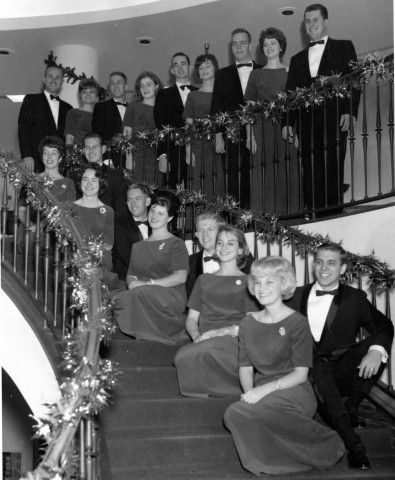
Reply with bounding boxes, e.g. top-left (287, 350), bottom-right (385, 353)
top-left (22, 157), bottom-right (35, 172)
top-left (158, 154), bottom-right (170, 173)
top-left (125, 152), bottom-right (134, 171)
top-left (246, 136), bottom-right (257, 155)
top-left (215, 133), bottom-right (225, 154)
top-left (358, 349), bottom-right (382, 379)
top-left (340, 114), bottom-right (357, 132)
